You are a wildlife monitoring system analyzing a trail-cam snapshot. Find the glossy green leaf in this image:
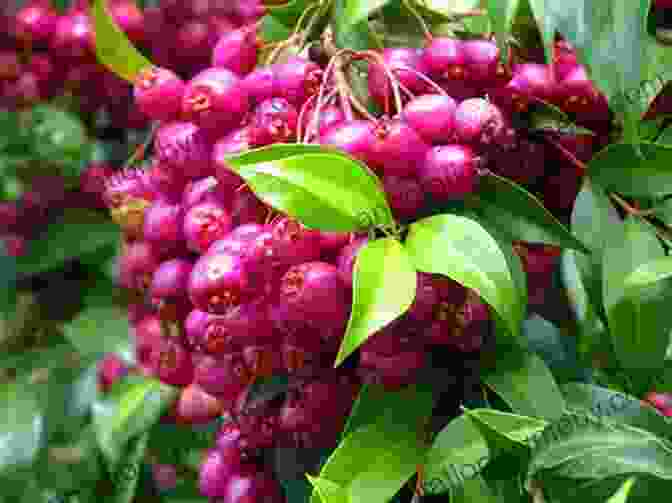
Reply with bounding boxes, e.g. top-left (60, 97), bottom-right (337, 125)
top-left (602, 217), bottom-right (672, 377)
top-left (335, 238), bottom-right (416, 366)
top-left (465, 408), bottom-right (548, 451)
top-left (588, 142), bottom-right (672, 198)
top-left (61, 279), bottom-right (134, 363)
top-left (486, 0), bottom-right (519, 63)
top-left (91, 0), bottom-right (153, 83)
top-left (226, 146), bottom-right (393, 232)
top-left (526, 414), bottom-right (672, 483)
top-left (465, 172), bottom-right (590, 252)
top-left (405, 214), bottom-right (522, 337)
top-left (342, 0), bottom-right (392, 33)
top-left (307, 475), bottom-right (349, 503)
top-left (482, 342), bottom-right (566, 421)
top-left (606, 477), bottom-right (637, 503)
top-left (560, 383), bottom-right (672, 442)
top-left (13, 209), bottom-right (120, 276)
top-left (0, 383), bottom-right (44, 478)
top-left (623, 256), bottom-right (672, 290)
top-left (92, 375), bottom-right (178, 468)
top-left (453, 475), bottom-right (505, 503)
top-left (332, 0), bottom-right (373, 51)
